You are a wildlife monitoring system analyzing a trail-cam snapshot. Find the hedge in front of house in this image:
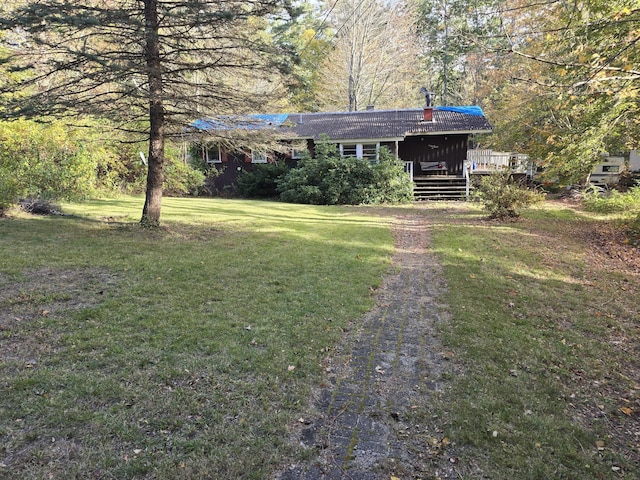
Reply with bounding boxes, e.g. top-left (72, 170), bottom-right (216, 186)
top-left (236, 161), bottom-right (290, 198)
top-left (276, 140), bottom-right (413, 205)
